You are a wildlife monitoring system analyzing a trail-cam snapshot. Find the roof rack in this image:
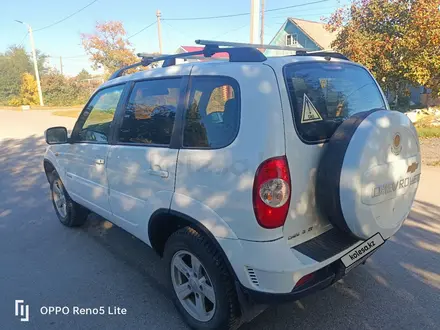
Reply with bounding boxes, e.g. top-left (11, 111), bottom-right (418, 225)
top-left (195, 39), bottom-right (311, 52)
top-left (296, 50), bottom-right (350, 61)
top-left (108, 41), bottom-right (267, 80)
top-left (195, 40), bottom-right (349, 61)
top-left (108, 39), bottom-right (349, 80)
